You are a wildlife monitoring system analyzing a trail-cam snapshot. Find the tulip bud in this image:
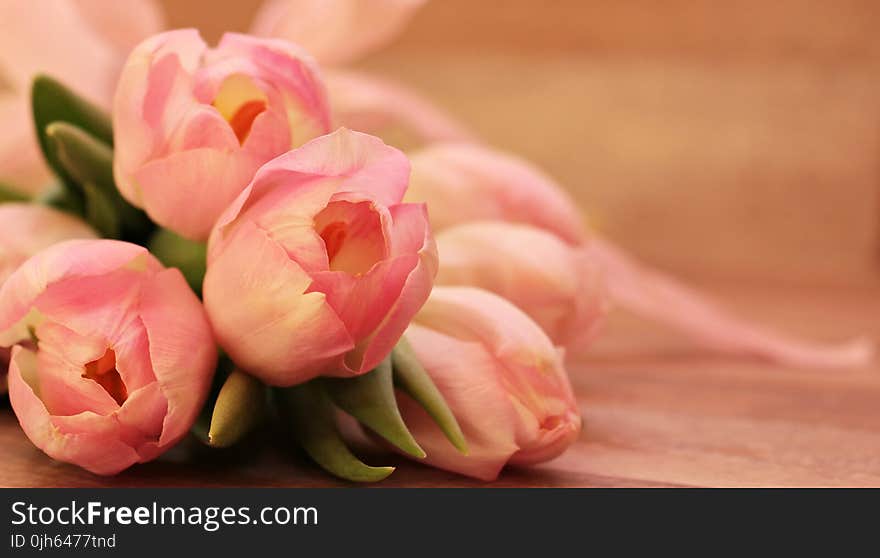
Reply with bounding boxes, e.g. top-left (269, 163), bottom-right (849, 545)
top-left (112, 29), bottom-right (331, 241)
top-left (204, 128), bottom-right (437, 386)
top-left (436, 222), bottom-right (608, 348)
top-left (0, 239), bottom-right (216, 474)
top-left (397, 287), bottom-right (581, 481)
